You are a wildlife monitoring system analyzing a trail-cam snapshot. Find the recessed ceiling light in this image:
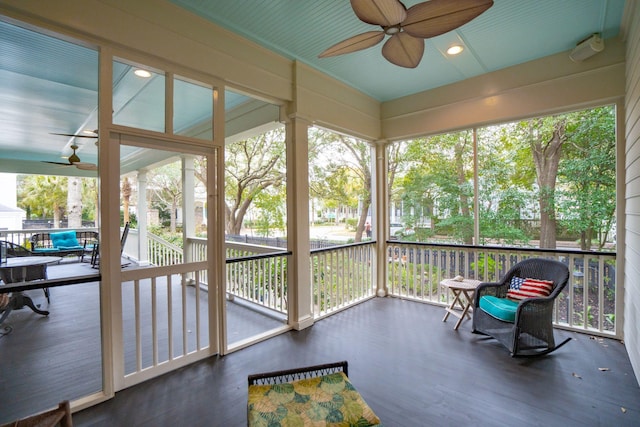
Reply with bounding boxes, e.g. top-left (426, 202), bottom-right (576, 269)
top-left (134, 69), bottom-right (152, 78)
top-left (447, 45), bottom-right (464, 55)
